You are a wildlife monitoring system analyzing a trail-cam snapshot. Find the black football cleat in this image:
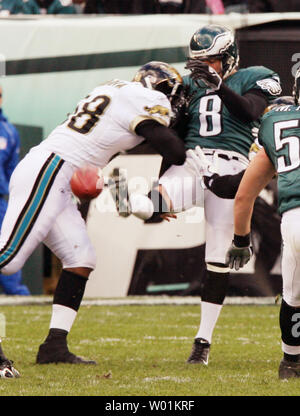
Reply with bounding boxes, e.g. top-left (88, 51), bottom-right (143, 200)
top-left (108, 167), bottom-right (131, 217)
top-left (0, 358), bottom-right (20, 378)
top-left (186, 337), bottom-right (210, 365)
top-left (36, 342), bottom-right (97, 365)
top-left (278, 359), bottom-right (300, 380)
